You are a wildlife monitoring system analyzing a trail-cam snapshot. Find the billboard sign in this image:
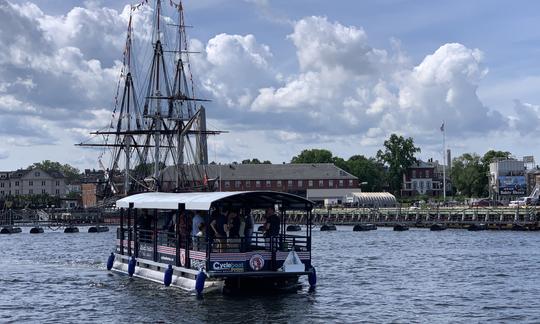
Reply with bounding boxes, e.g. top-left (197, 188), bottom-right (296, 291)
top-left (498, 176), bottom-right (526, 195)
